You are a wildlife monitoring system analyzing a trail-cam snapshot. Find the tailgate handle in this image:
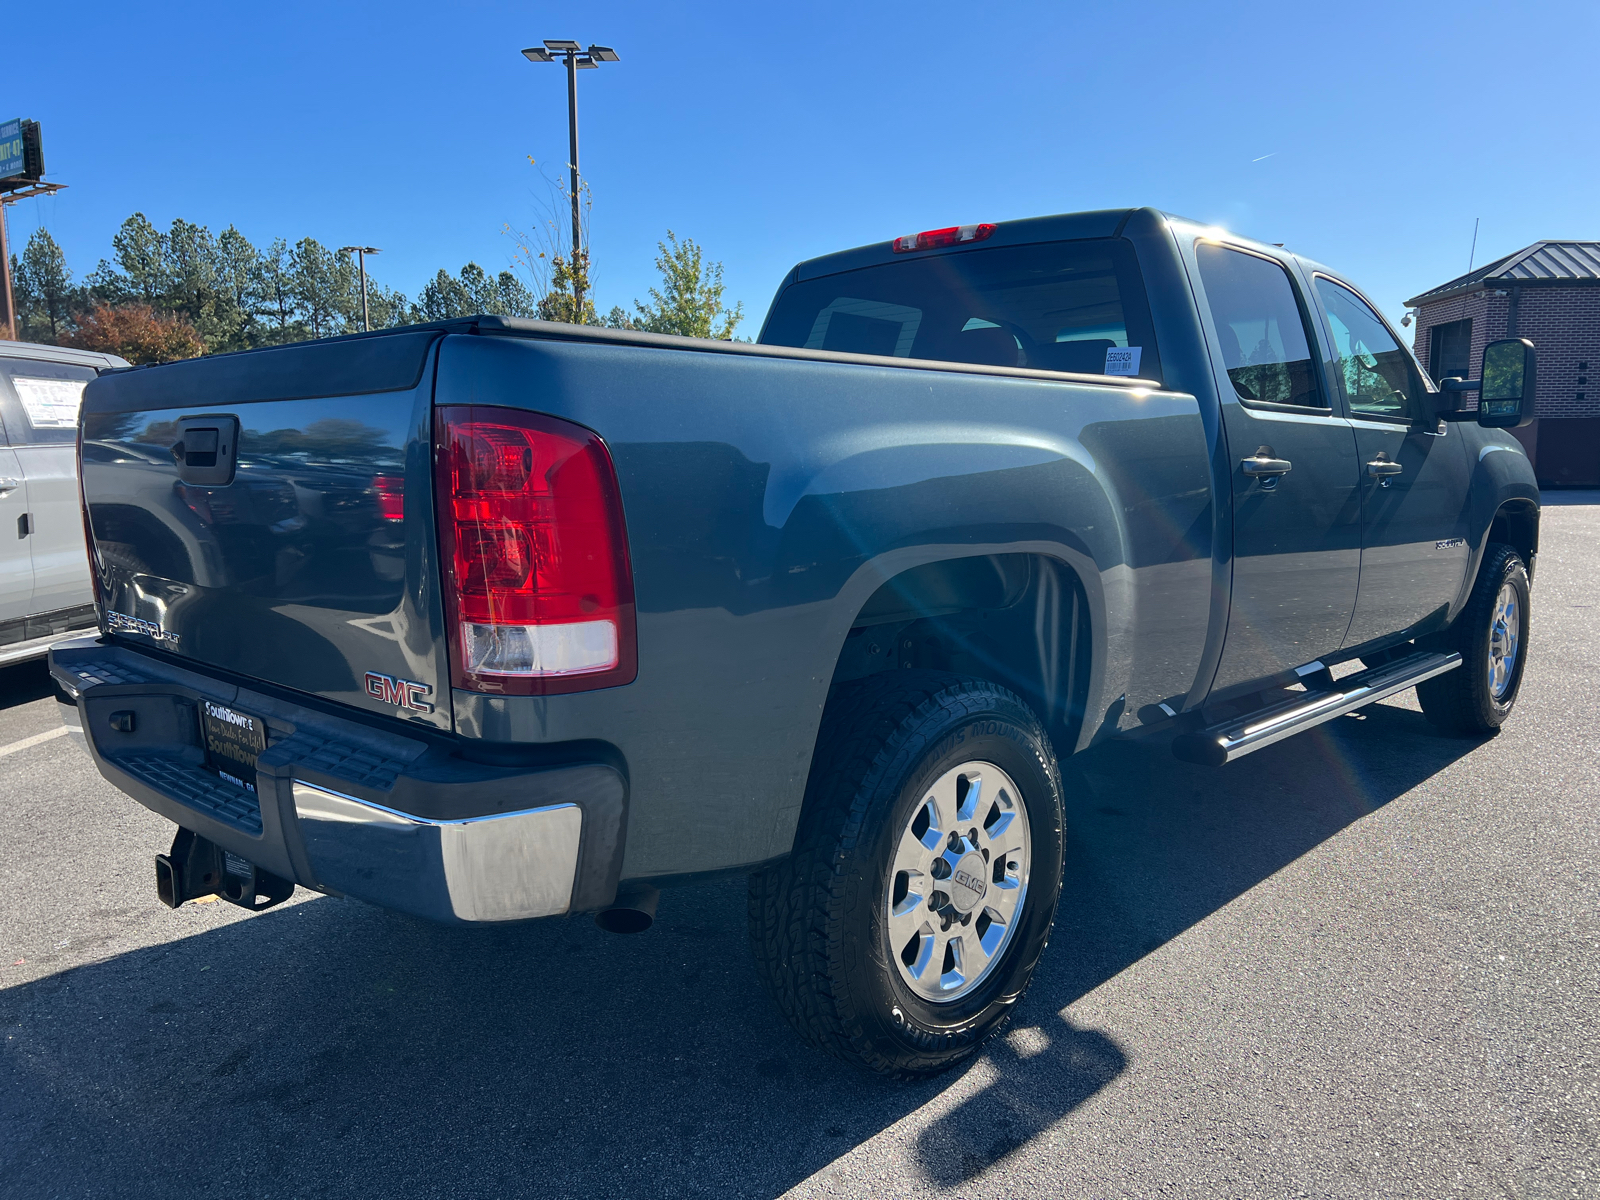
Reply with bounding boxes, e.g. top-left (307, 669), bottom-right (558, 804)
top-left (173, 416), bottom-right (239, 486)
